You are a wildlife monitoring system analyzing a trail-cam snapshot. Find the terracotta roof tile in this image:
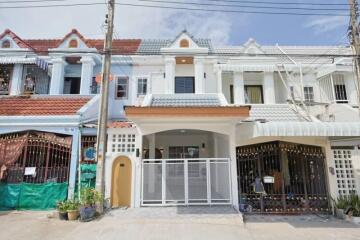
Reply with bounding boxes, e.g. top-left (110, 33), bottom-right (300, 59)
top-left (107, 121), bottom-right (135, 128)
top-left (0, 96), bottom-right (92, 116)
